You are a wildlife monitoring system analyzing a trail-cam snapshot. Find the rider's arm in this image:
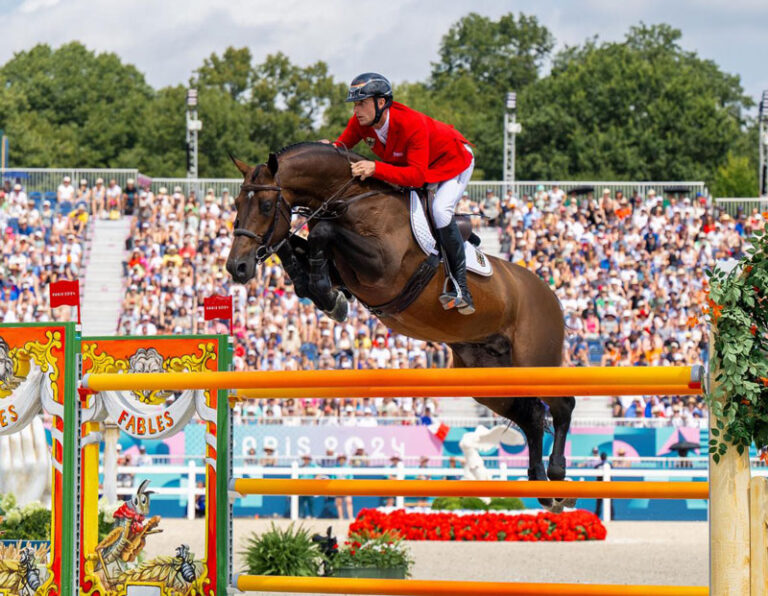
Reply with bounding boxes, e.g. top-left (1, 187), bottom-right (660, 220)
top-left (334, 116), bottom-right (363, 150)
top-left (372, 127), bottom-right (428, 188)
